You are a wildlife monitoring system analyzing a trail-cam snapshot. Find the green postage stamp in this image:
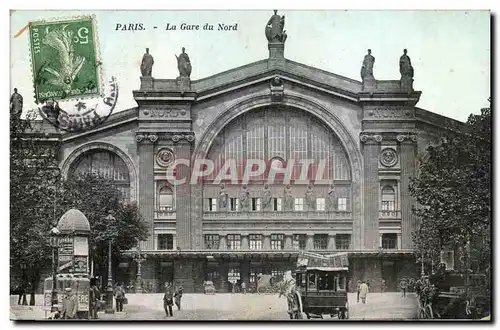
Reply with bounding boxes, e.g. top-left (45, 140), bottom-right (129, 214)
top-left (28, 16), bottom-right (101, 103)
